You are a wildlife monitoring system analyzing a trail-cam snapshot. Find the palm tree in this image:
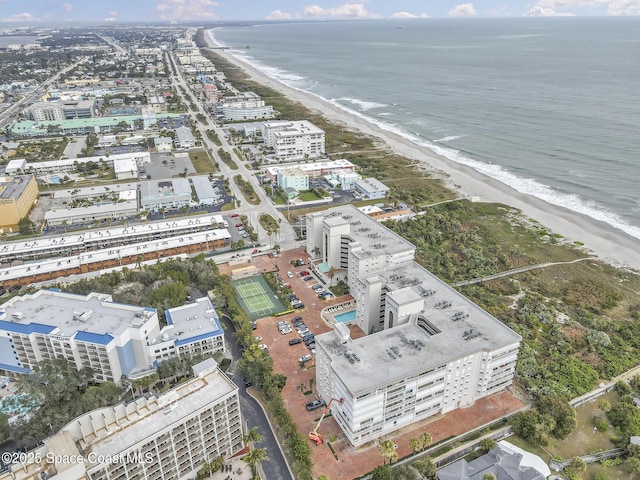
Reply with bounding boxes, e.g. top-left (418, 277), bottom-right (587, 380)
top-left (409, 438), bottom-right (422, 453)
top-left (326, 266), bottom-right (337, 286)
top-left (243, 426), bottom-right (263, 446)
top-left (420, 432), bottom-right (433, 451)
top-left (243, 447), bottom-right (269, 470)
top-left (312, 246), bottom-right (321, 259)
top-left (297, 383), bottom-right (307, 396)
top-left (378, 440), bottom-right (398, 465)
